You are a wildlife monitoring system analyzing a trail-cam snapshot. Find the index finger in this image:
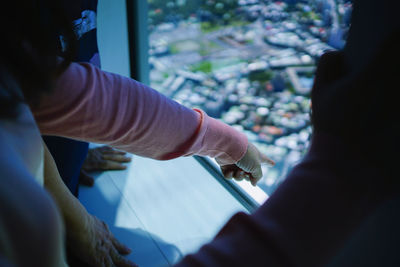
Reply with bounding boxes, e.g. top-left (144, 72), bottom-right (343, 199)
top-left (103, 149), bottom-right (127, 156)
top-left (101, 160), bottom-right (127, 170)
top-left (111, 235), bottom-right (132, 255)
top-left (102, 154), bottom-right (132, 163)
top-left (110, 246), bottom-right (137, 267)
top-left (259, 153), bottom-right (275, 166)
